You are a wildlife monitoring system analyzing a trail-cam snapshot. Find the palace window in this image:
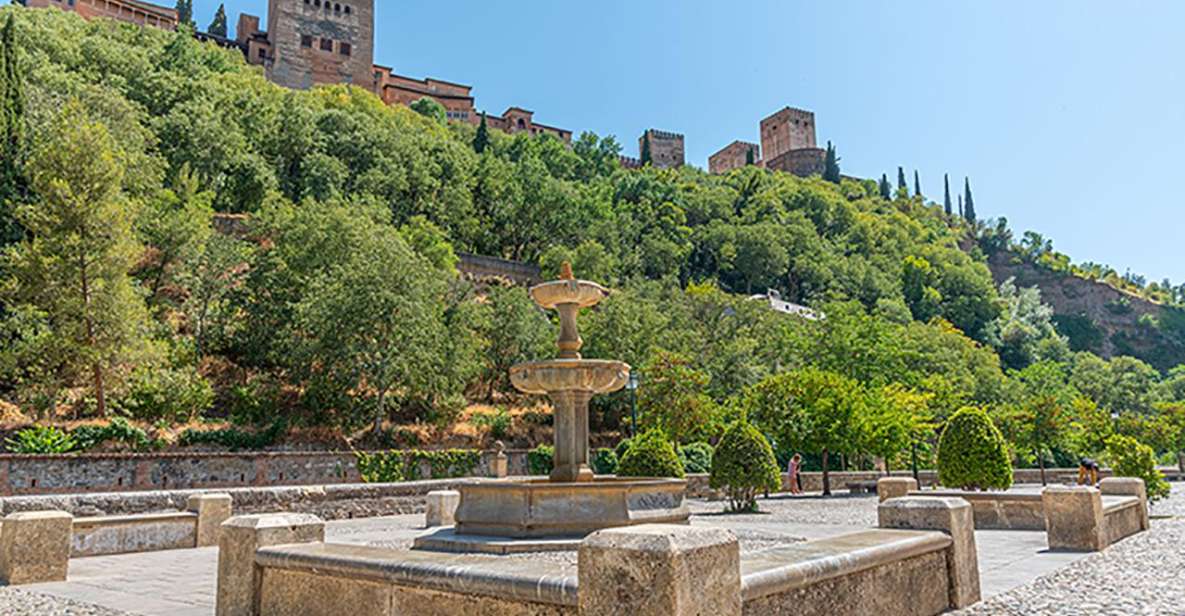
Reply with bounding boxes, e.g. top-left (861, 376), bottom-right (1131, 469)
top-left (301, 34), bottom-right (313, 48)
top-left (320, 38), bottom-right (333, 51)
top-left (340, 42), bottom-right (352, 56)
